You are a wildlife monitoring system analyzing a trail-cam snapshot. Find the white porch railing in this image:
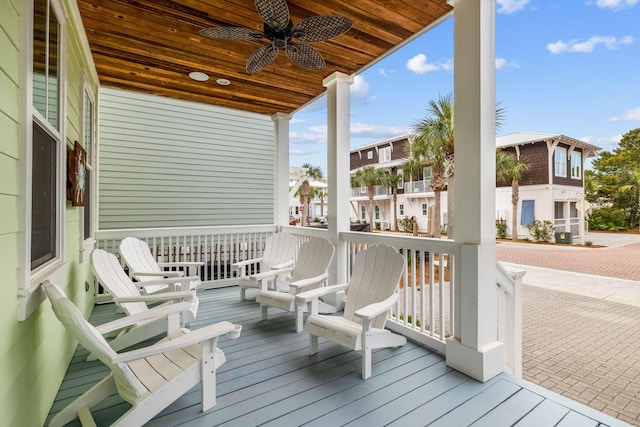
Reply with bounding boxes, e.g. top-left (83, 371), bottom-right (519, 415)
top-left (351, 185), bottom-right (391, 197)
top-left (496, 262), bottom-right (525, 377)
top-left (94, 224), bottom-right (522, 375)
top-left (404, 180), bottom-right (431, 193)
